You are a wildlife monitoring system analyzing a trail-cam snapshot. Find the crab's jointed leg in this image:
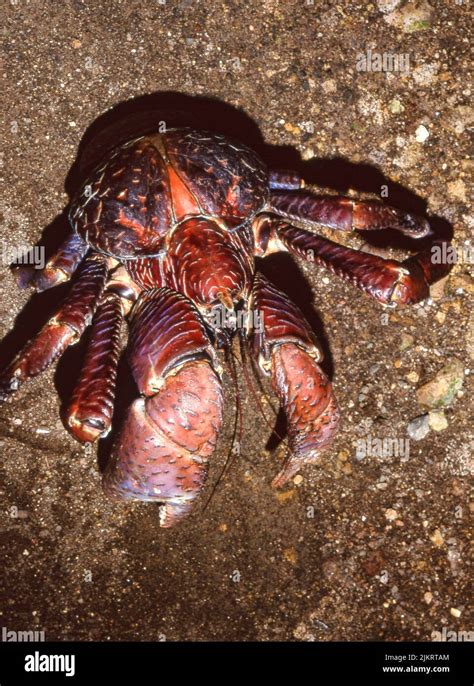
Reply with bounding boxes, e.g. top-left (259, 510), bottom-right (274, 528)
top-left (254, 217), bottom-right (450, 307)
top-left (15, 233), bottom-right (89, 292)
top-left (65, 293), bottom-right (124, 443)
top-left (269, 190), bottom-right (431, 238)
top-left (102, 287), bottom-right (224, 527)
top-left (65, 266), bottom-right (141, 443)
top-left (0, 253), bottom-right (108, 401)
top-left (268, 170), bottom-right (304, 191)
top-left (249, 273), bottom-right (340, 487)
